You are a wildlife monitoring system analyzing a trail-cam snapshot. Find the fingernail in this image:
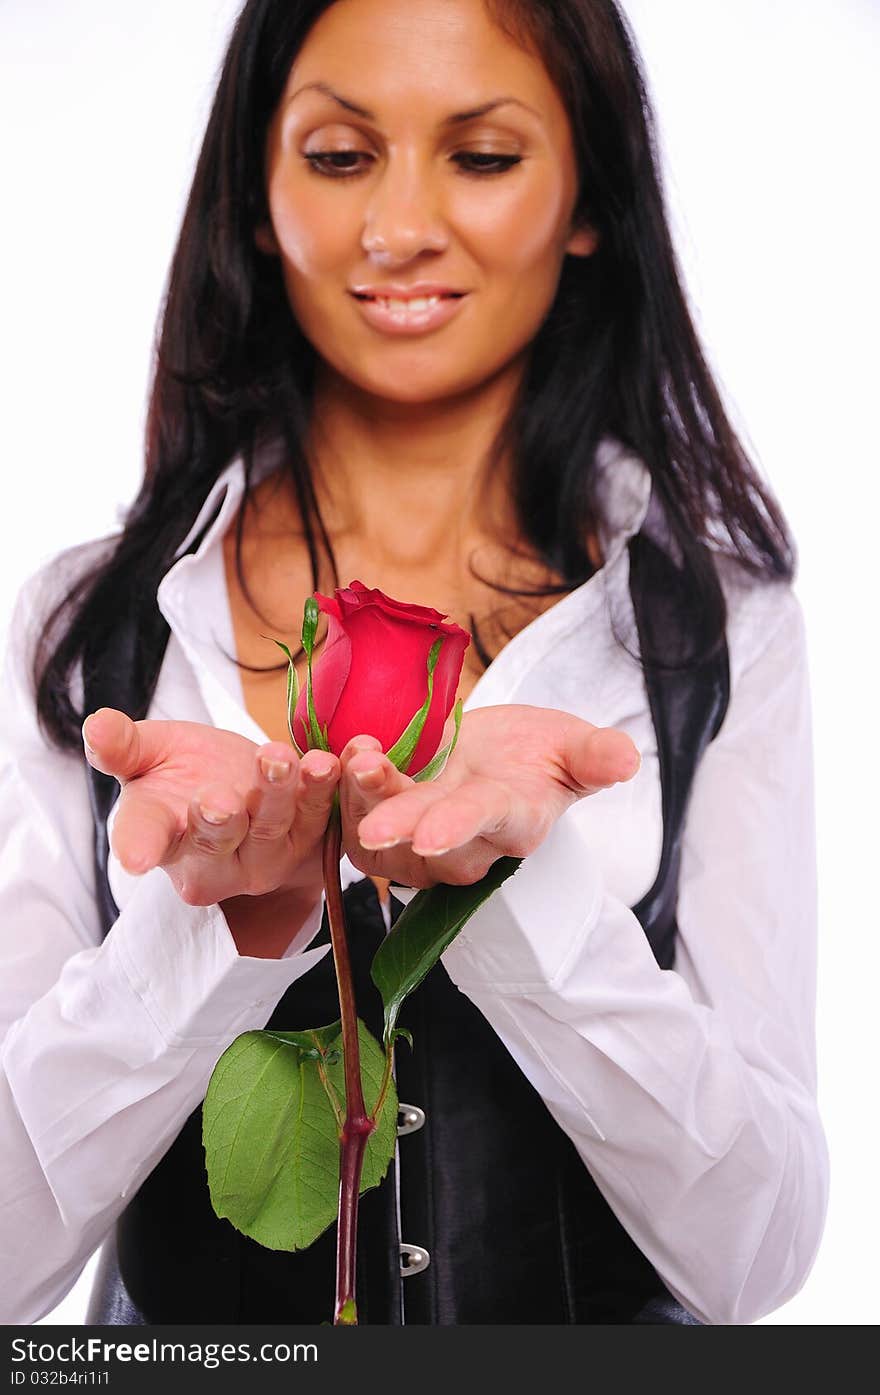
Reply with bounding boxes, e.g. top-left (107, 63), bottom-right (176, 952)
top-left (353, 764), bottom-right (382, 786)
top-left (81, 714), bottom-right (96, 755)
top-left (199, 804), bottom-right (233, 825)
top-left (259, 756), bottom-right (291, 783)
top-left (360, 835), bottom-right (401, 850)
top-left (307, 759), bottom-right (335, 781)
top-left (412, 843), bottom-right (451, 857)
